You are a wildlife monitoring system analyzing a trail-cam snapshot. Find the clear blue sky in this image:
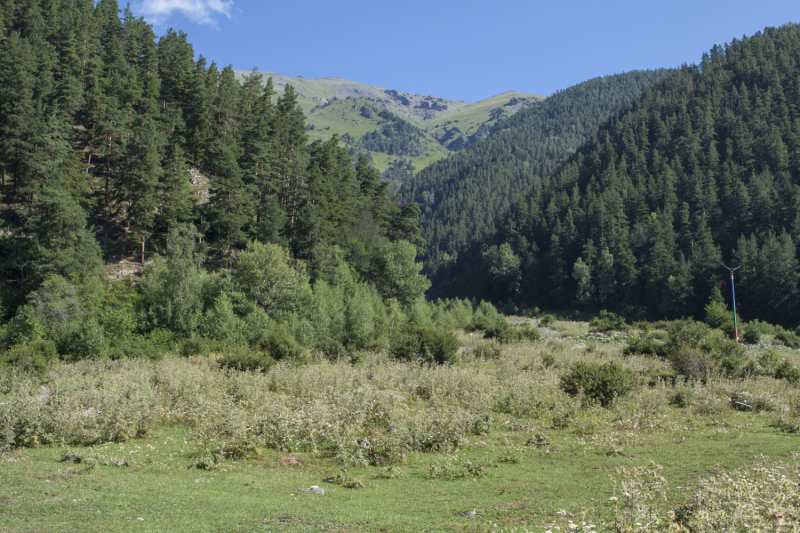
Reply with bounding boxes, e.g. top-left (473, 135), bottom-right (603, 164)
top-left (134, 0), bottom-right (800, 102)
